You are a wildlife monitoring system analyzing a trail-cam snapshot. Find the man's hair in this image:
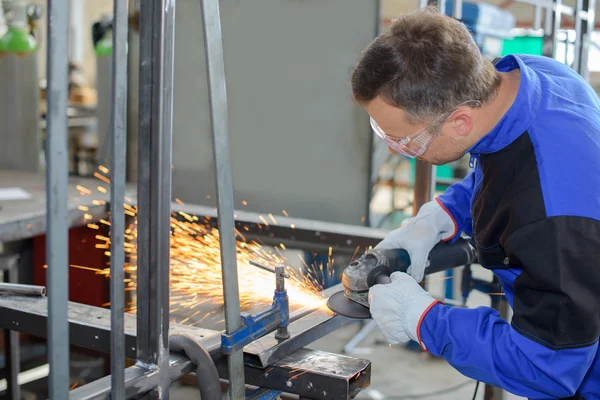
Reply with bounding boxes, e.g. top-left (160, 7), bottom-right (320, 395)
top-left (351, 6), bottom-right (501, 123)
